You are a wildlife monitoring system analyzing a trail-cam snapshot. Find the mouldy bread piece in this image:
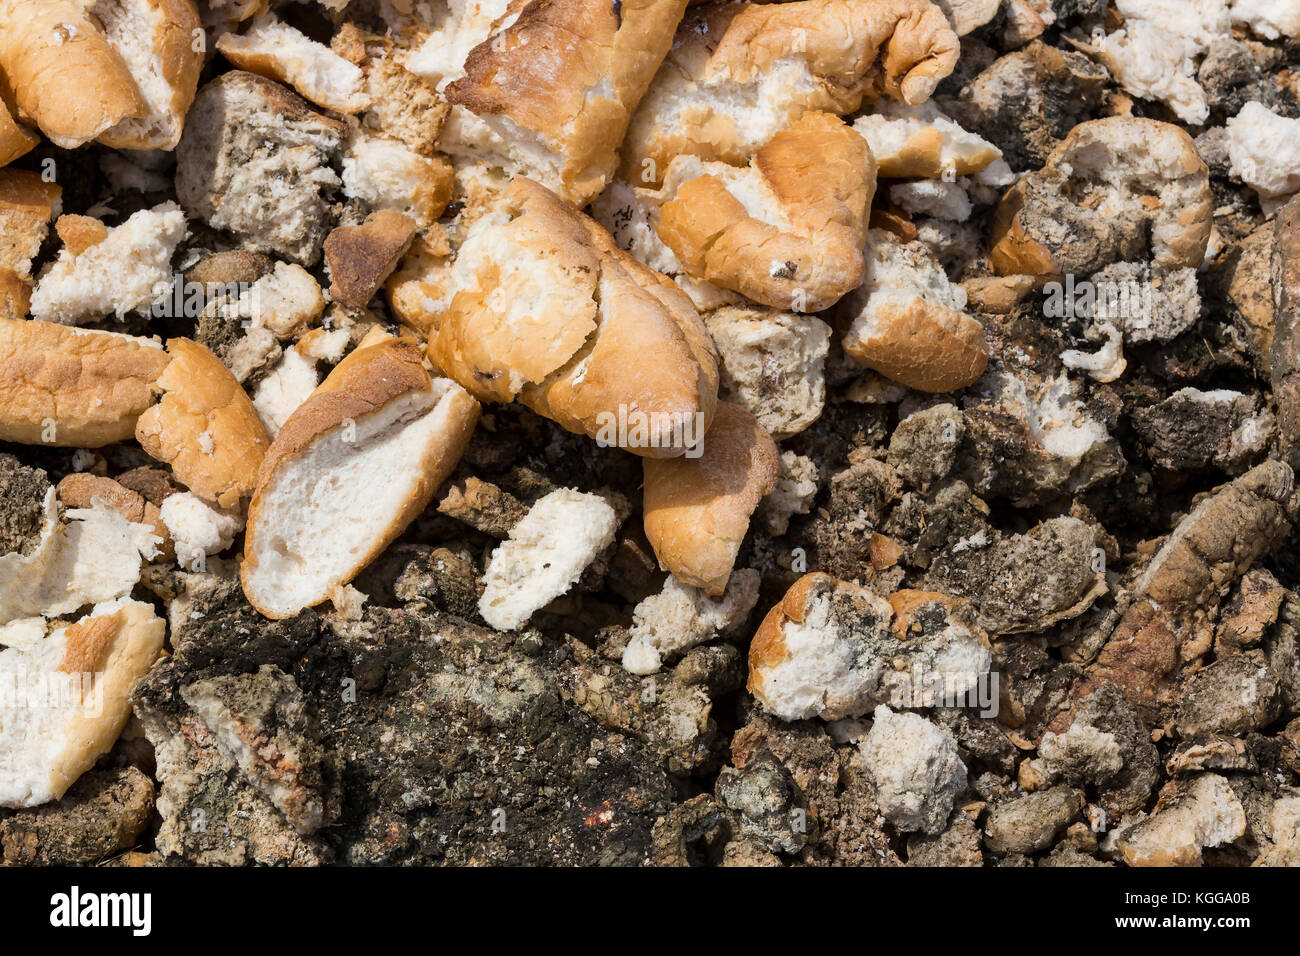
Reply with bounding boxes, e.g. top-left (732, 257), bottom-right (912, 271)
top-left (1112, 773), bottom-right (1246, 866)
top-left (859, 706), bottom-right (967, 834)
top-left (747, 573), bottom-right (991, 720)
top-left (757, 451), bottom-right (819, 536)
top-left (841, 229), bottom-right (989, 392)
top-left (642, 402), bottom-right (779, 595)
top-left (622, 0), bottom-right (960, 185)
top-left (29, 203), bottom-right (186, 324)
top-left (213, 261), bottom-right (325, 340)
top-left (0, 0), bottom-right (144, 149)
top-left (427, 177), bottom-right (719, 459)
top-left (478, 489), bottom-right (620, 632)
top-left (622, 569), bottom-right (760, 675)
top-left (703, 305), bottom-right (830, 440)
top-left (217, 14), bottom-right (371, 114)
top-left (0, 598), bottom-right (165, 807)
top-left (934, 0), bottom-right (1001, 35)
top-left (341, 133), bottom-right (454, 229)
top-left (92, 0), bottom-right (205, 150)
top-left (135, 338), bottom-right (269, 509)
top-left (176, 71), bottom-right (345, 265)
top-left (0, 320), bottom-right (168, 447)
top-left (242, 339), bottom-right (480, 619)
top-left (1226, 102), bottom-right (1300, 214)
top-left (324, 209), bottom-right (417, 310)
top-left (853, 100), bottom-right (1003, 180)
top-left (653, 111), bottom-right (875, 313)
top-left (990, 118), bottom-right (1213, 278)
top-left (432, 0), bottom-right (689, 205)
